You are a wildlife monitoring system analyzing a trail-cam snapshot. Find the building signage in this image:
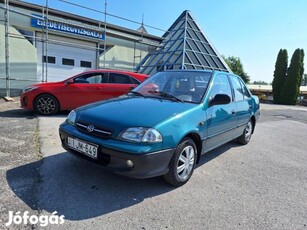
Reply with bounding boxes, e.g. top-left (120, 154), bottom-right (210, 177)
top-left (31, 15), bottom-right (104, 40)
